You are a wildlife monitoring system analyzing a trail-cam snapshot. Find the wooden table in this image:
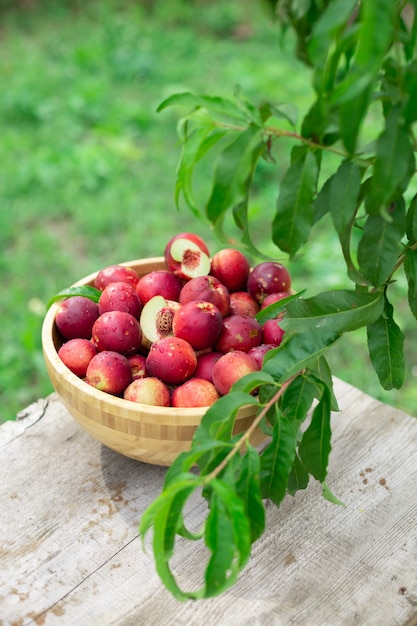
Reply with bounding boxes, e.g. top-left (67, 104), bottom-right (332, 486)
top-left (1, 378), bottom-right (417, 626)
